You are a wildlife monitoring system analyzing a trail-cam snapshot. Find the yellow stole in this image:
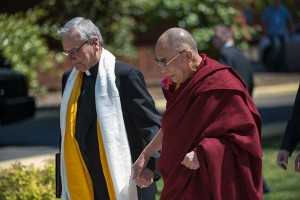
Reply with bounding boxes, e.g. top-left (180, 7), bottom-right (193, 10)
top-left (64, 72), bottom-right (116, 200)
top-left (175, 82), bottom-right (181, 90)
